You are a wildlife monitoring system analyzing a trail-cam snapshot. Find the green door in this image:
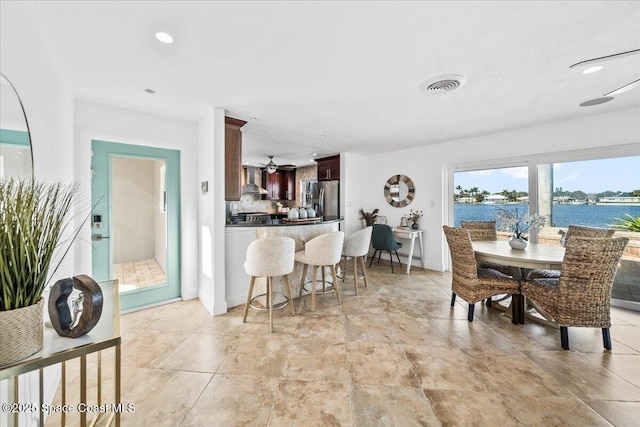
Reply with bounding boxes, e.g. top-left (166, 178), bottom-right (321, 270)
top-left (91, 140), bottom-right (181, 312)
